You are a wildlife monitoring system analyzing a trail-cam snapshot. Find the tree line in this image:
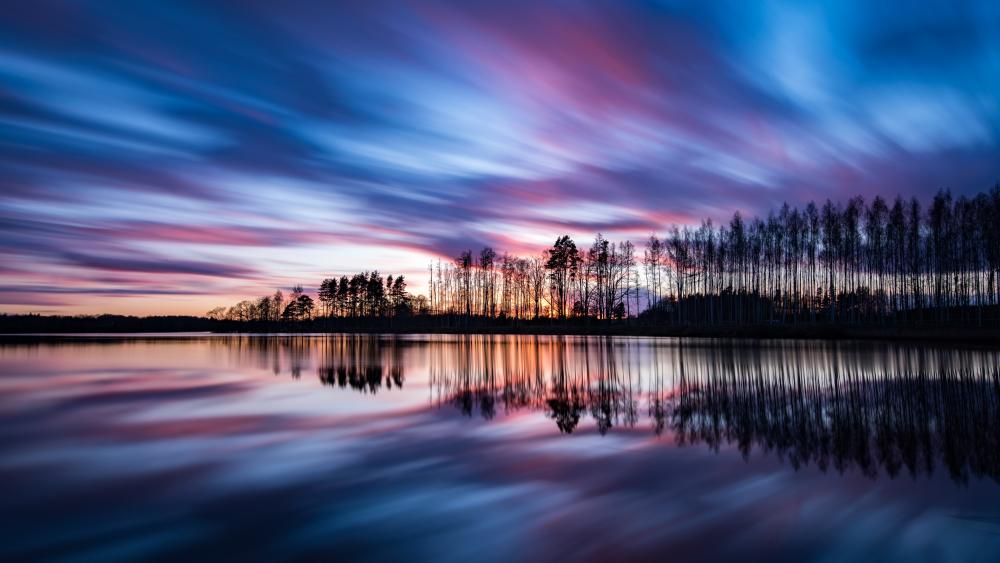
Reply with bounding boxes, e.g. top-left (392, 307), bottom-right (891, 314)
top-left (430, 186), bottom-right (1000, 327)
top-left (428, 234), bottom-right (640, 320)
top-left (640, 187), bottom-right (1000, 326)
top-left (207, 273), bottom-right (425, 323)
top-left (208, 186), bottom-right (1000, 329)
